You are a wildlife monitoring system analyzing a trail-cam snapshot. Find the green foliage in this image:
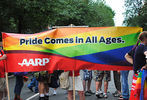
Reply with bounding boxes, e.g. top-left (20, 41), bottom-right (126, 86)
top-left (124, 0), bottom-right (147, 30)
top-left (85, 1), bottom-right (115, 27)
top-left (0, 0), bottom-right (115, 34)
